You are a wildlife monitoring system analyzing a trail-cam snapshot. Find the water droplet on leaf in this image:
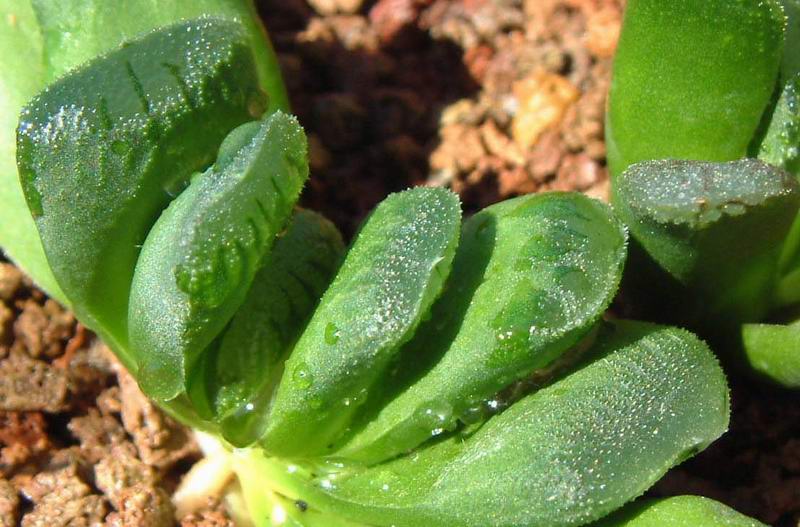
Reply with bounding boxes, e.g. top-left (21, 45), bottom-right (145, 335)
top-left (324, 322), bottom-right (341, 345)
